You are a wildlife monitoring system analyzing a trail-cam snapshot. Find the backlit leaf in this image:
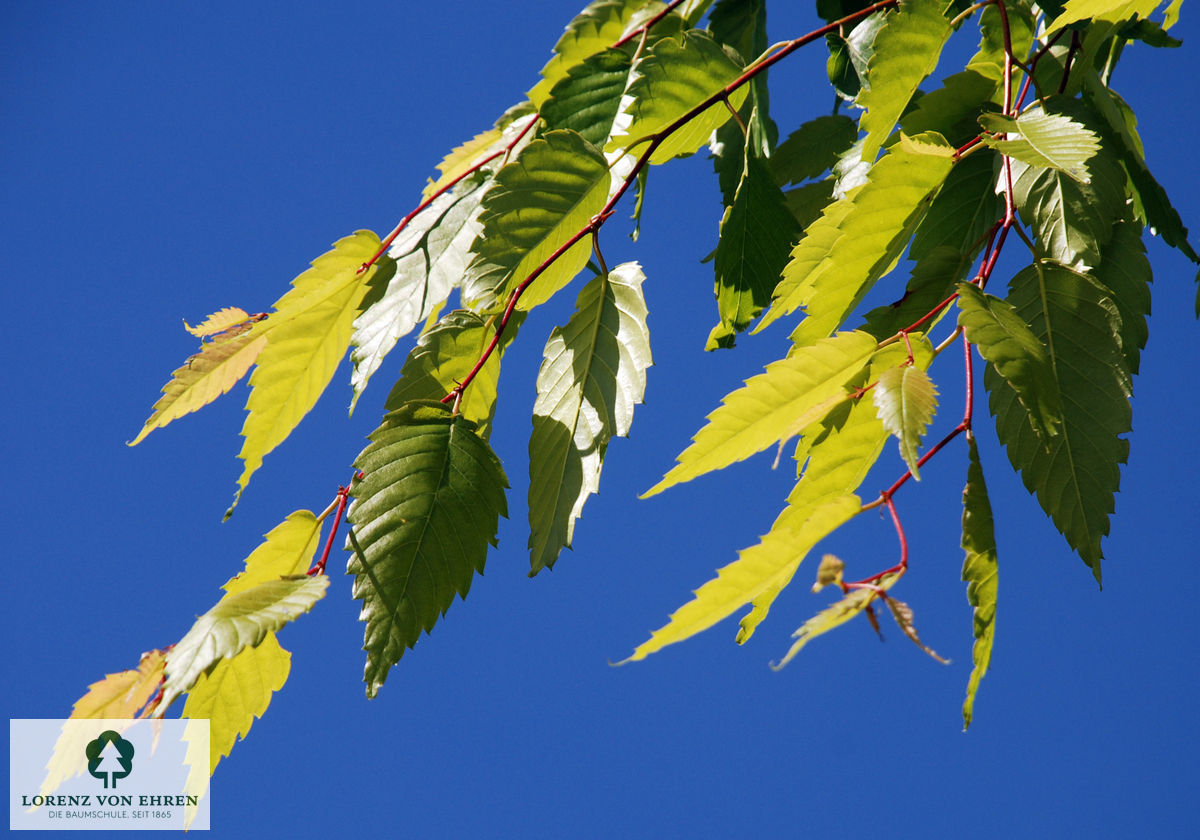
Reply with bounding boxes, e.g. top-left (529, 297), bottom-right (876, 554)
top-left (161, 575), bottom-right (329, 711)
top-left (181, 632), bottom-right (290, 775)
top-left (770, 115), bottom-right (857, 187)
top-left (961, 435), bottom-right (998, 729)
top-left (542, 49), bottom-right (635, 149)
top-left (642, 330), bottom-right (878, 497)
top-left (873, 363), bottom-right (938, 479)
top-left (856, 0), bottom-right (952, 162)
top-left (1095, 222), bottom-right (1152, 375)
top-left (900, 69), bottom-right (999, 145)
top-left (1045, 0), bottom-right (1163, 35)
top-left (69, 649), bottom-right (167, 721)
top-left (185, 307), bottom-right (253, 338)
top-left (529, 262), bottom-right (651, 573)
top-left (221, 510), bottom-right (323, 595)
top-left (772, 571), bottom-right (900, 669)
top-left (861, 246), bottom-right (974, 340)
top-left (422, 112), bottom-right (537, 200)
top-left (980, 101), bottom-right (1101, 183)
top-left (347, 401), bottom-right (508, 698)
top-left (908, 149), bottom-right (1001, 263)
top-left (466, 130), bottom-right (610, 311)
top-left (883, 596), bottom-right (949, 663)
top-left (231, 231), bottom-right (383, 510)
